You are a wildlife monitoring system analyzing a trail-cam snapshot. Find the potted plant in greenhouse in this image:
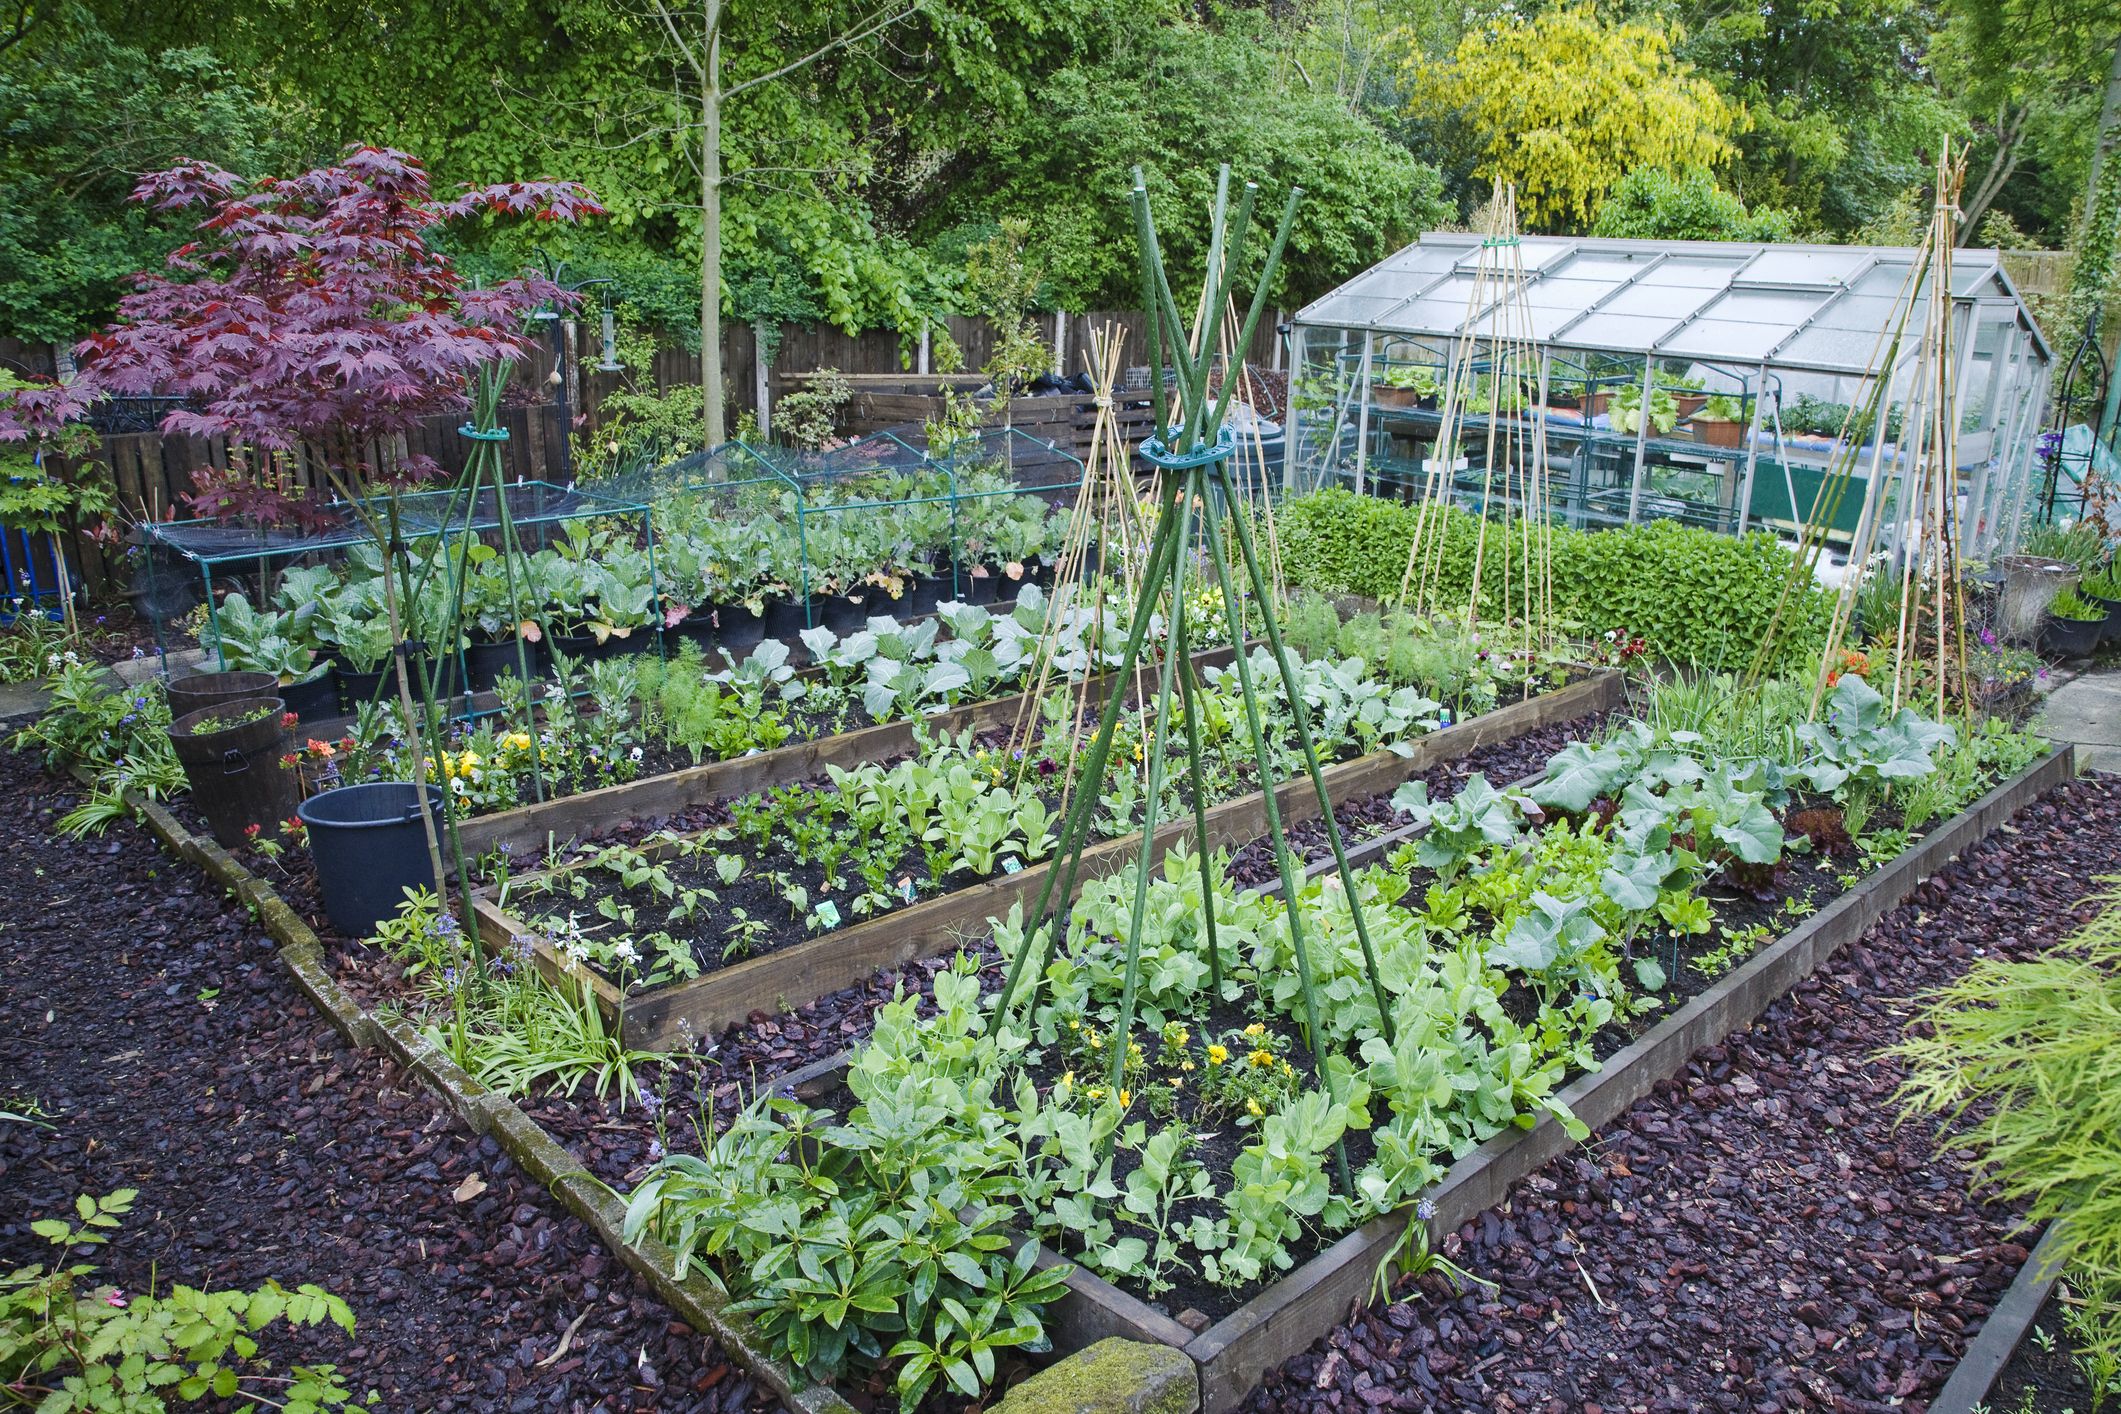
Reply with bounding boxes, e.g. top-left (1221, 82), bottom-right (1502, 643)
top-left (1373, 363), bottom-right (1440, 410)
top-left (1691, 392), bottom-right (1748, 449)
top-left (1610, 383), bottom-right (1679, 436)
top-left (3, 147), bottom-right (602, 938)
top-left (463, 549), bottom-right (550, 690)
top-left (2042, 587), bottom-right (2106, 658)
